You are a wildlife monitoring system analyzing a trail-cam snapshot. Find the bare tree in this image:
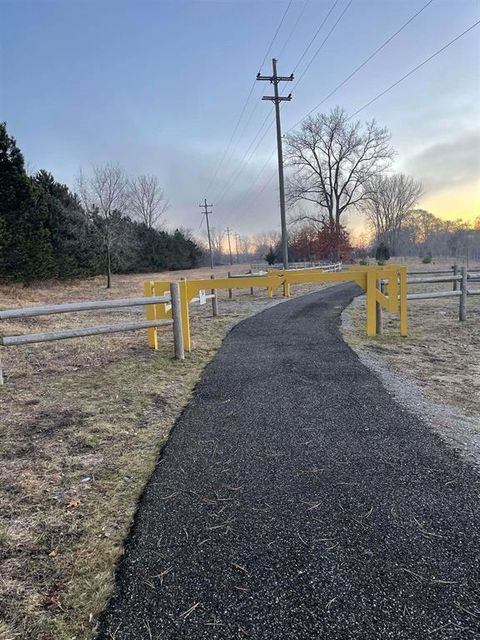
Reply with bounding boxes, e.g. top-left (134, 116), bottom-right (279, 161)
top-left (239, 235), bottom-right (252, 257)
top-left (77, 163), bottom-right (129, 288)
top-left (363, 173), bottom-right (423, 253)
top-left (128, 174), bottom-right (168, 229)
top-left (209, 227), bottom-right (225, 264)
top-left (285, 106), bottom-right (395, 233)
top-left (252, 230), bottom-right (281, 259)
